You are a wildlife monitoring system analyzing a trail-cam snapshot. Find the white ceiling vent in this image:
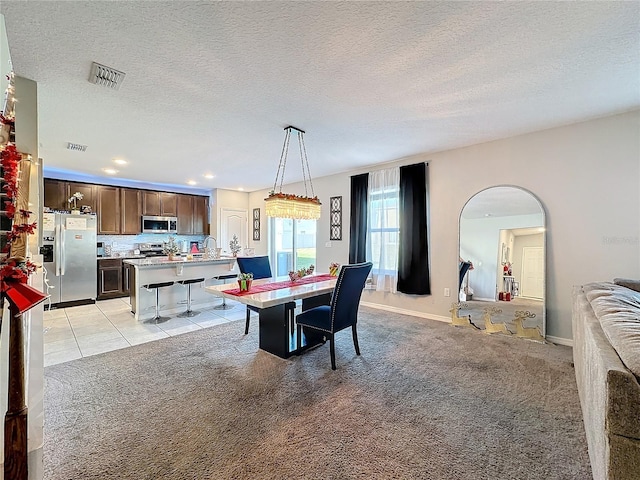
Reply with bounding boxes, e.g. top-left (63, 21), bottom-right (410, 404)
top-left (67, 142), bottom-right (88, 152)
top-left (89, 62), bottom-right (125, 90)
